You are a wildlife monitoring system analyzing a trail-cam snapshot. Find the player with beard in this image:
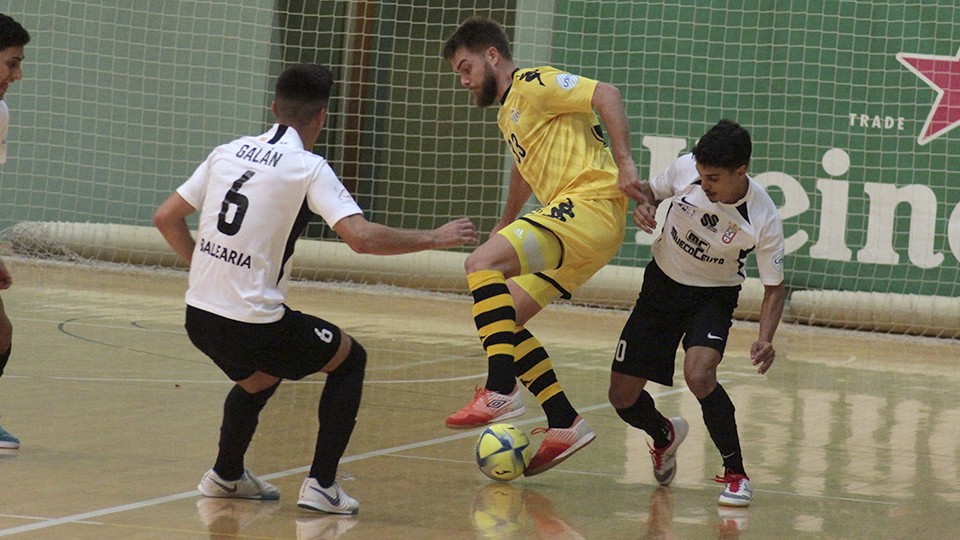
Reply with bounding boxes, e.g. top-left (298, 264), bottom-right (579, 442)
top-left (441, 16), bottom-right (640, 475)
